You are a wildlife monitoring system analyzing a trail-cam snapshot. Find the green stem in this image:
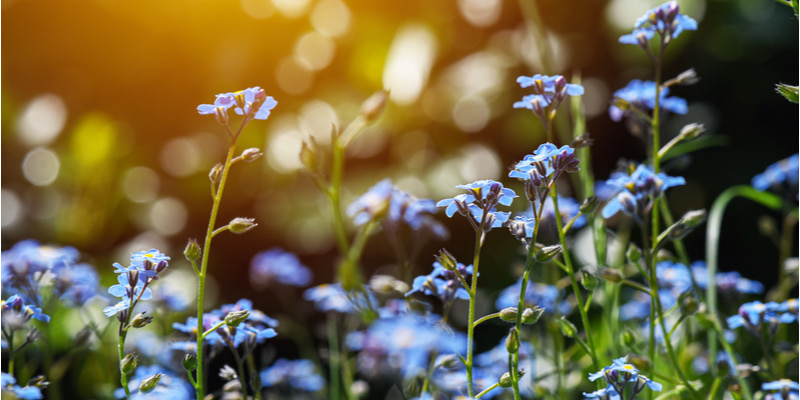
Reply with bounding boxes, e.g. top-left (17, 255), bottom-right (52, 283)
top-left (118, 330), bottom-right (130, 398)
top-left (4, 329), bottom-right (14, 378)
top-left (329, 137), bottom-right (350, 255)
top-left (473, 312), bottom-right (501, 327)
top-left (465, 229), bottom-right (486, 398)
